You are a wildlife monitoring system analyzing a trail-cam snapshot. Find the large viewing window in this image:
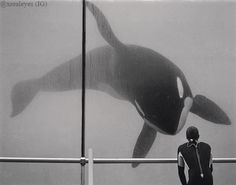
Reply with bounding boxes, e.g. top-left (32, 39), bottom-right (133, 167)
top-left (0, 1), bottom-right (235, 185)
